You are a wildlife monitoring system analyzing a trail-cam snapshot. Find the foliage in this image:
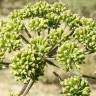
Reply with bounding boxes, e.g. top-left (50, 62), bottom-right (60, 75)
top-left (28, 17), bottom-right (48, 32)
top-left (49, 28), bottom-right (67, 46)
top-left (0, 1), bottom-right (96, 96)
top-left (60, 76), bottom-right (90, 96)
top-left (74, 26), bottom-right (96, 52)
top-left (56, 41), bottom-right (85, 71)
top-left (11, 36), bottom-right (50, 83)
